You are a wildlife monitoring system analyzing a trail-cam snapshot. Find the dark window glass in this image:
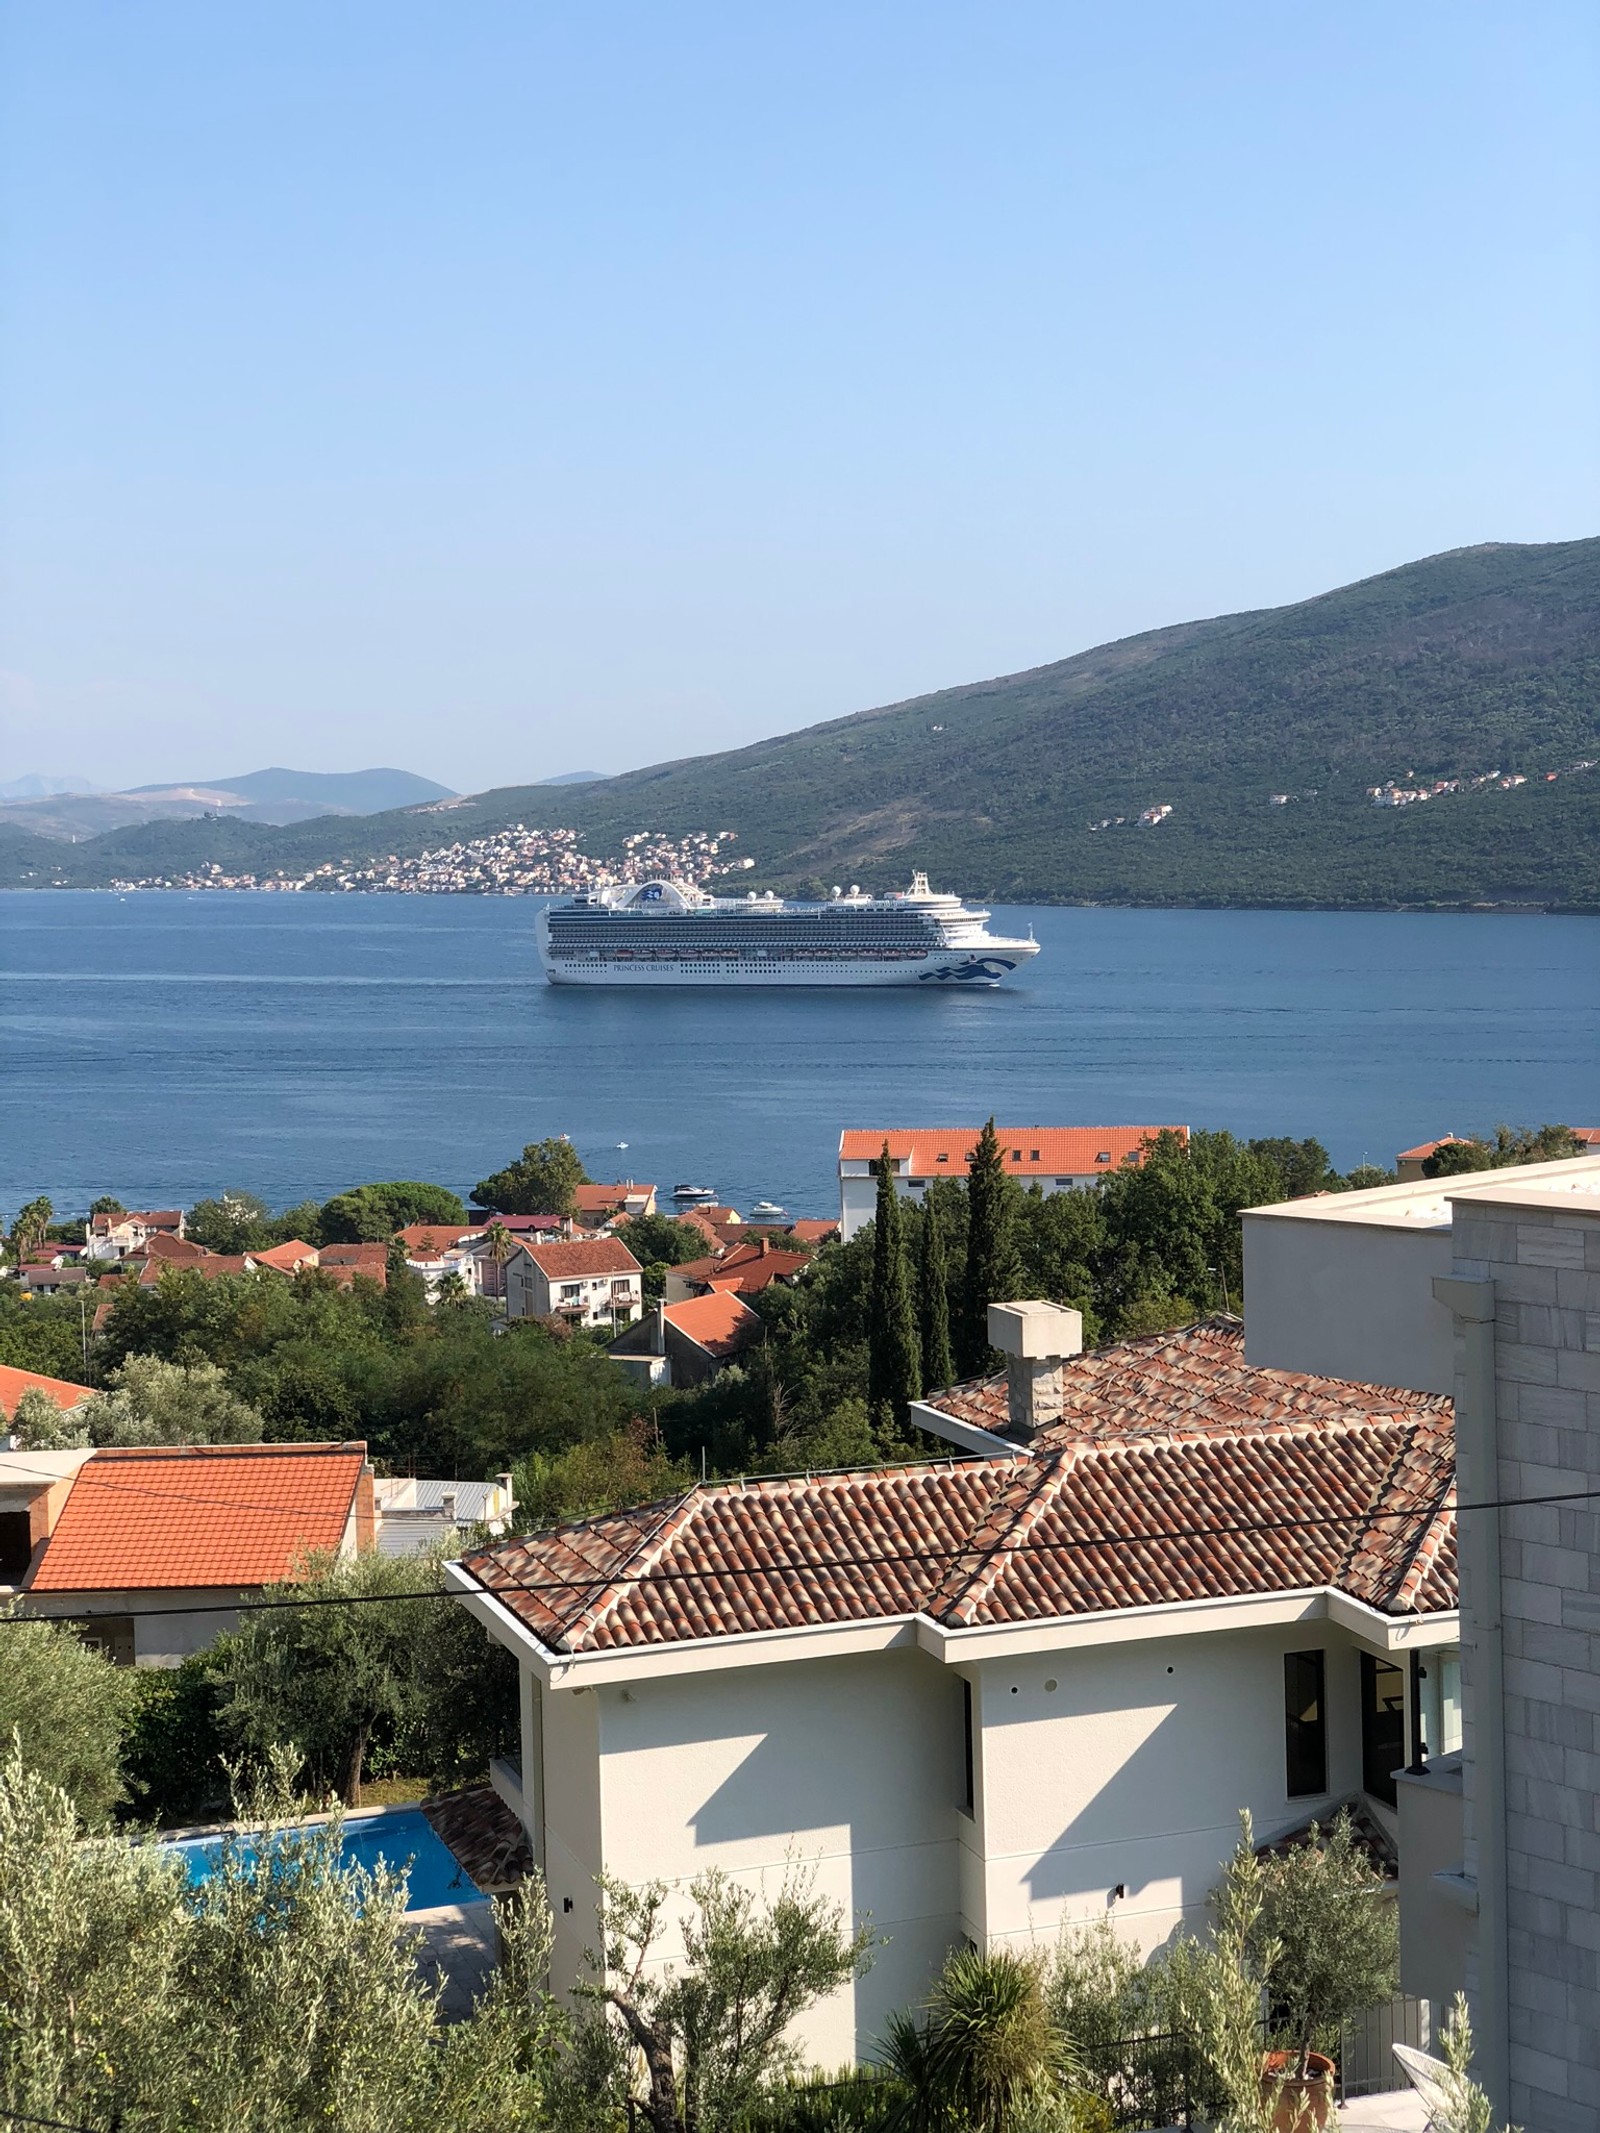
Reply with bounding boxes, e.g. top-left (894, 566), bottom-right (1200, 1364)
top-left (0, 1512), bottom-right (33, 1582)
top-left (1285, 1650), bottom-right (1327, 1797)
top-left (1362, 1653), bottom-right (1405, 1807)
top-left (961, 1679), bottom-right (975, 1814)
